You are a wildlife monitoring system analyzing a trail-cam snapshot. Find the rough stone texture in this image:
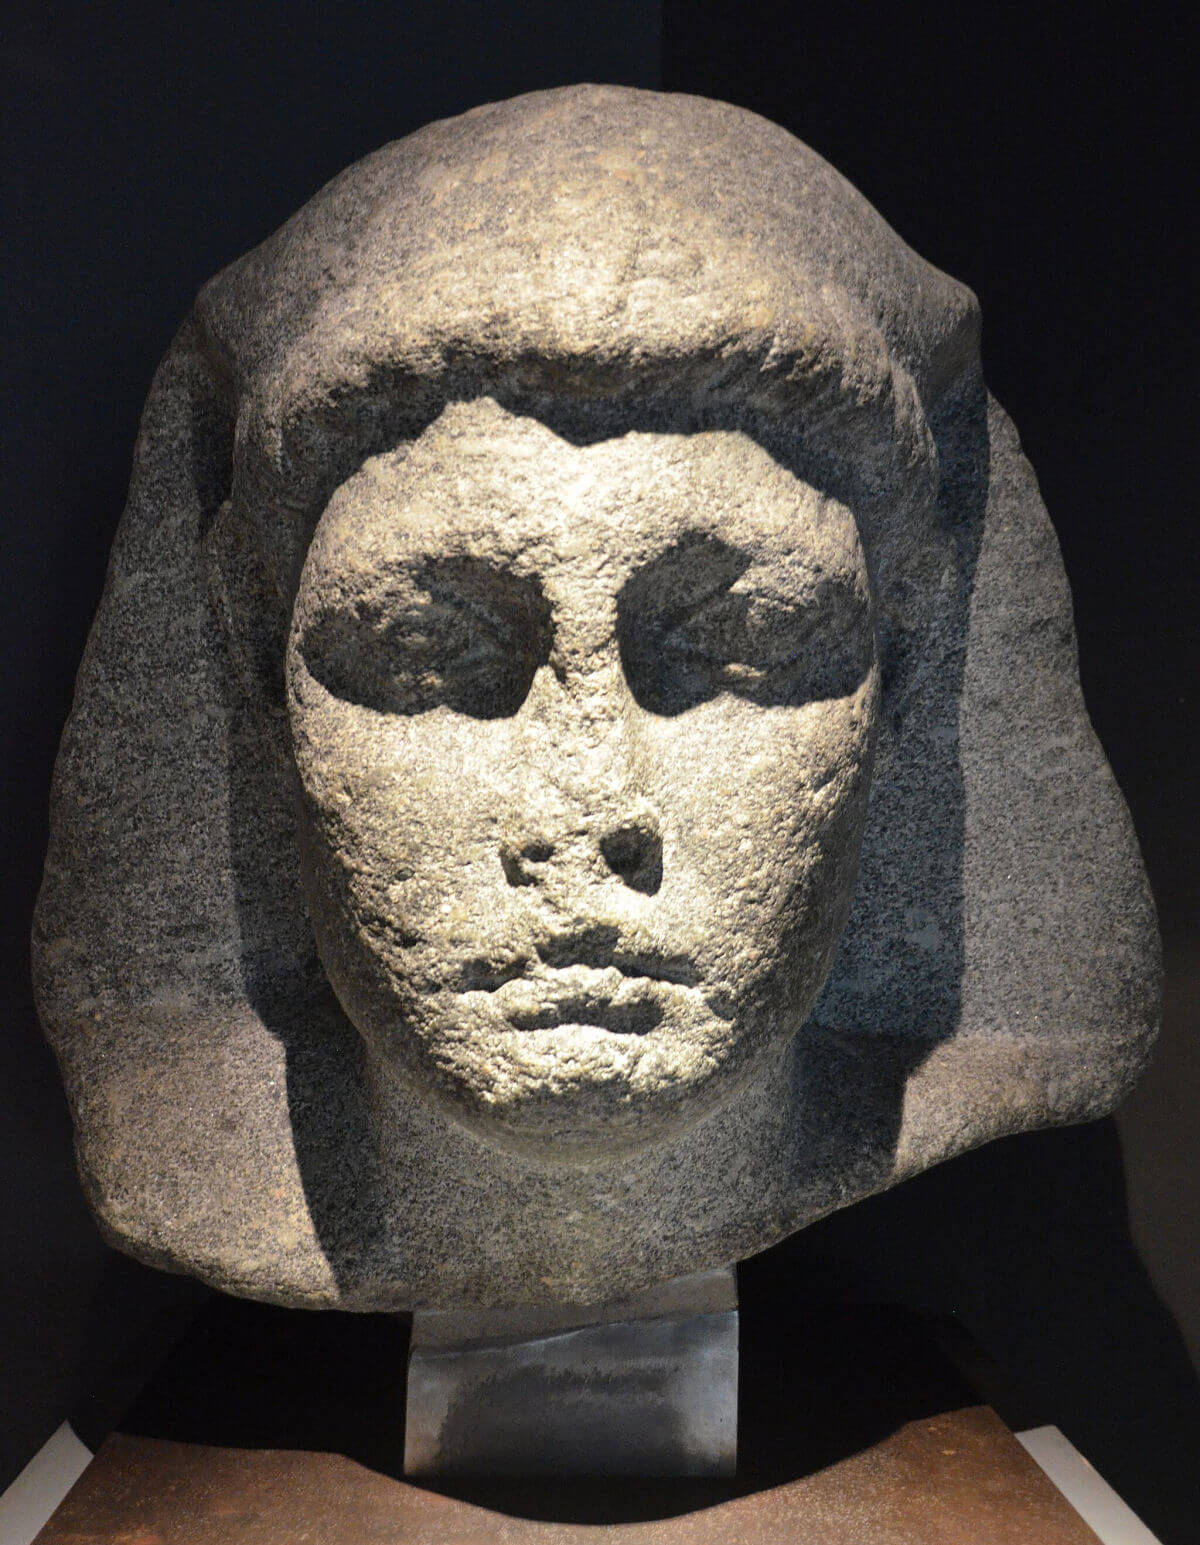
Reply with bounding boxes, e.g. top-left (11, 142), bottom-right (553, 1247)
top-left (32, 85), bottom-right (1159, 1309)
